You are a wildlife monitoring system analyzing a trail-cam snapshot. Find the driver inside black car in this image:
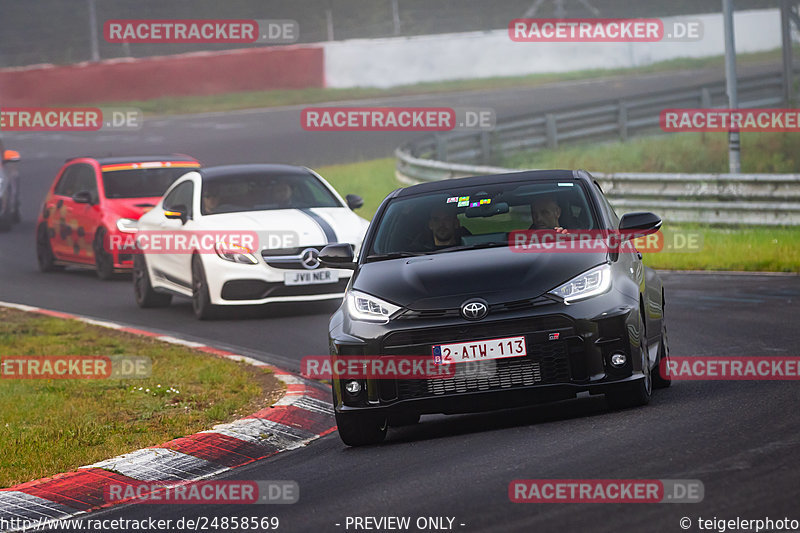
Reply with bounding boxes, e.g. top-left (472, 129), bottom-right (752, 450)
top-left (411, 204), bottom-right (472, 251)
top-left (529, 195), bottom-right (569, 234)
